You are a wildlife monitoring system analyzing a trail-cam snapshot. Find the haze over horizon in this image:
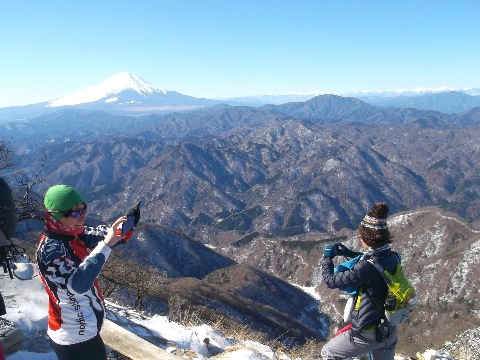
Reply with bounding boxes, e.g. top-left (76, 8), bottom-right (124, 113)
top-left (1, 0), bottom-right (479, 108)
